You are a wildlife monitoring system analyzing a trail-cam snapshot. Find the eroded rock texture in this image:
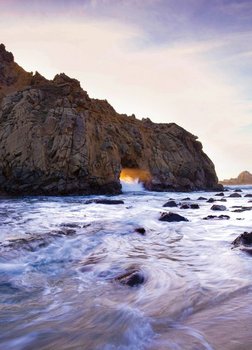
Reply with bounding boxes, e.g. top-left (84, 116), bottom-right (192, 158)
top-left (0, 44), bottom-right (221, 195)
